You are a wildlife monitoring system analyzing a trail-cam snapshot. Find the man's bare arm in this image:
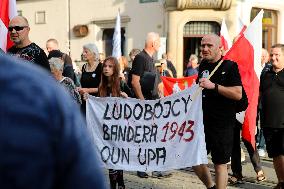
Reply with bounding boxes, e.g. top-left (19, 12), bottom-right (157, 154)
top-left (131, 74), bottom-right (144, 100)
top-left (217, 85), bottom-right (242, 100)
top-left (199, 78), bottom-right (242, 100)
